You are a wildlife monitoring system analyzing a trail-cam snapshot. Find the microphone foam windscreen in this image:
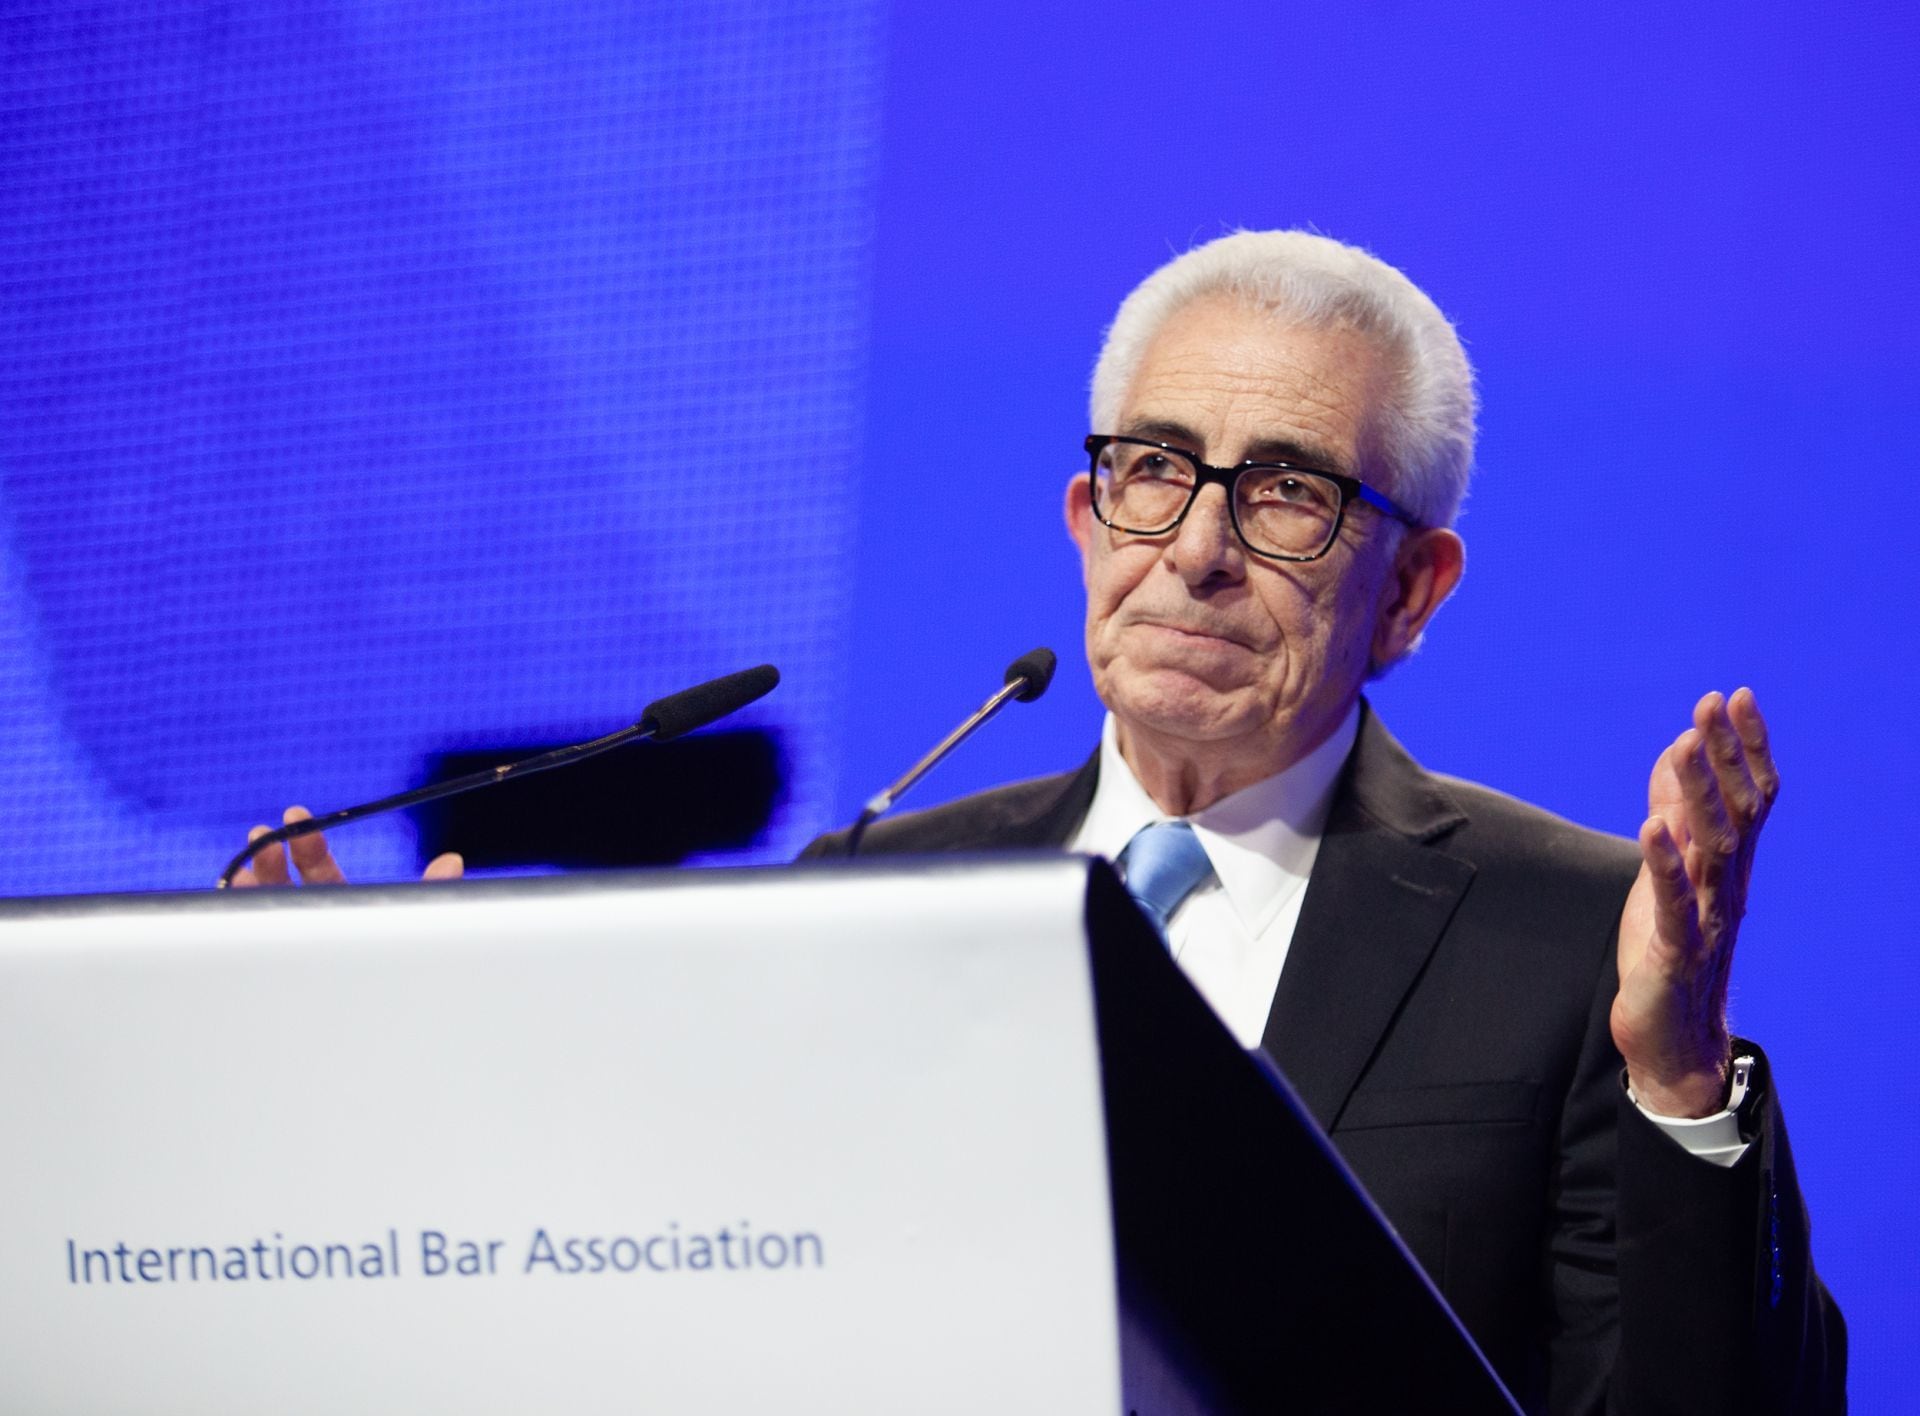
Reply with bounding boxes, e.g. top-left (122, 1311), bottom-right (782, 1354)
top-left (642, 664), bottom-right (780, 741)
top-left (1004, 647), bottom-right (1057, 703)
